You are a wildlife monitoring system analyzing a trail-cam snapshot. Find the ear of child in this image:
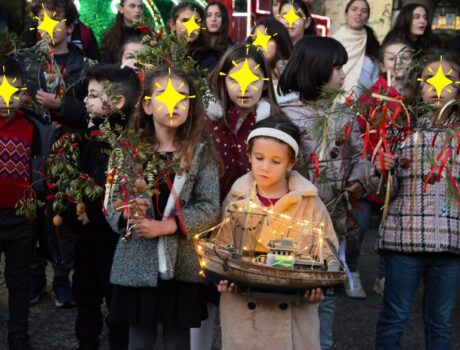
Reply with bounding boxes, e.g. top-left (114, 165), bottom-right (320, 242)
top-left (115, 95), bottom-right (126, 111)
